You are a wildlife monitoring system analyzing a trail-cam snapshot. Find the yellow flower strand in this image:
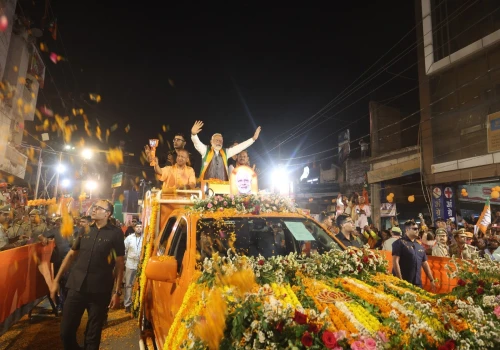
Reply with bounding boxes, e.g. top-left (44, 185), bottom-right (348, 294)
top-left (164, 276), bottom-right (203, 348)
top-left (134, 199), bottom-right (160, 322)
top-left (345, 302), bottom-right (381, 333)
